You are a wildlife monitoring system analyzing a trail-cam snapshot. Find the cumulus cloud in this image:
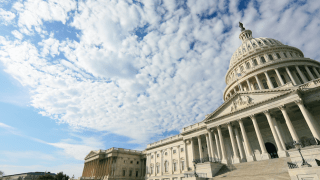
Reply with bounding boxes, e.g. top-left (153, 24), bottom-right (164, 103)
top-left (0, 8), bottom-right (15, 24)
top-left (11, 30), bottom-right (23, 40)
top-left (1, 0), bottom-right (320, 146)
